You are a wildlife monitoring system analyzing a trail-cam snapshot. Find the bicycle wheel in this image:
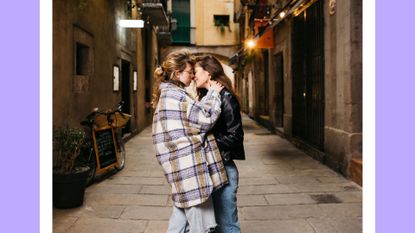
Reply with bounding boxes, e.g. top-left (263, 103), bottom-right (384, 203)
top-left (85, 149), bottom-right (97, 186)
top-left (78, 142), bottom-right (97, 186)
top-left (115, 136), bottom-right (126, 171)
